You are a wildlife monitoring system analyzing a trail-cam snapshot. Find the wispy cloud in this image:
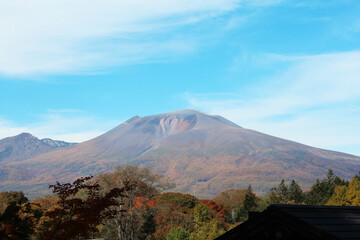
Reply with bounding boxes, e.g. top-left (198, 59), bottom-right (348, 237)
top-left (0, 0), bottom-right (243, 77)
top-left (0, 110), bottom-right (118, 142)
top-left (185, 51), bottom-right (360, 155)
top-left (0, 0), bottom-right (288, 77)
